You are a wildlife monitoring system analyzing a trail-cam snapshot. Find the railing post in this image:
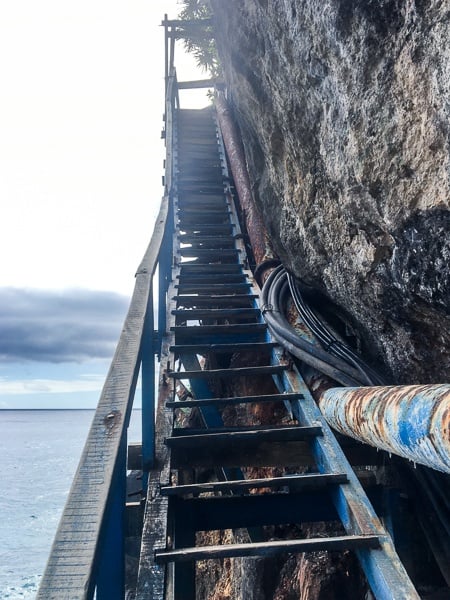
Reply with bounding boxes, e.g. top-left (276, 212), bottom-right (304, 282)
top-left (95, 432), bottom-right (127, 600)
